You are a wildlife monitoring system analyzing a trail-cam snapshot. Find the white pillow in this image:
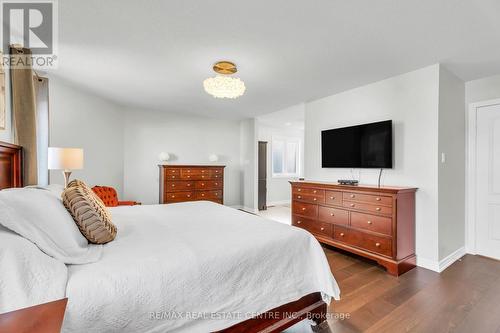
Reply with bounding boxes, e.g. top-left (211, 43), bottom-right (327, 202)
top-left (0, 187), bottom-right (102, 264)
top-left (0, 225), bottom-right (68, 313)
top-left (25, 184), bottom-right (65, 197)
